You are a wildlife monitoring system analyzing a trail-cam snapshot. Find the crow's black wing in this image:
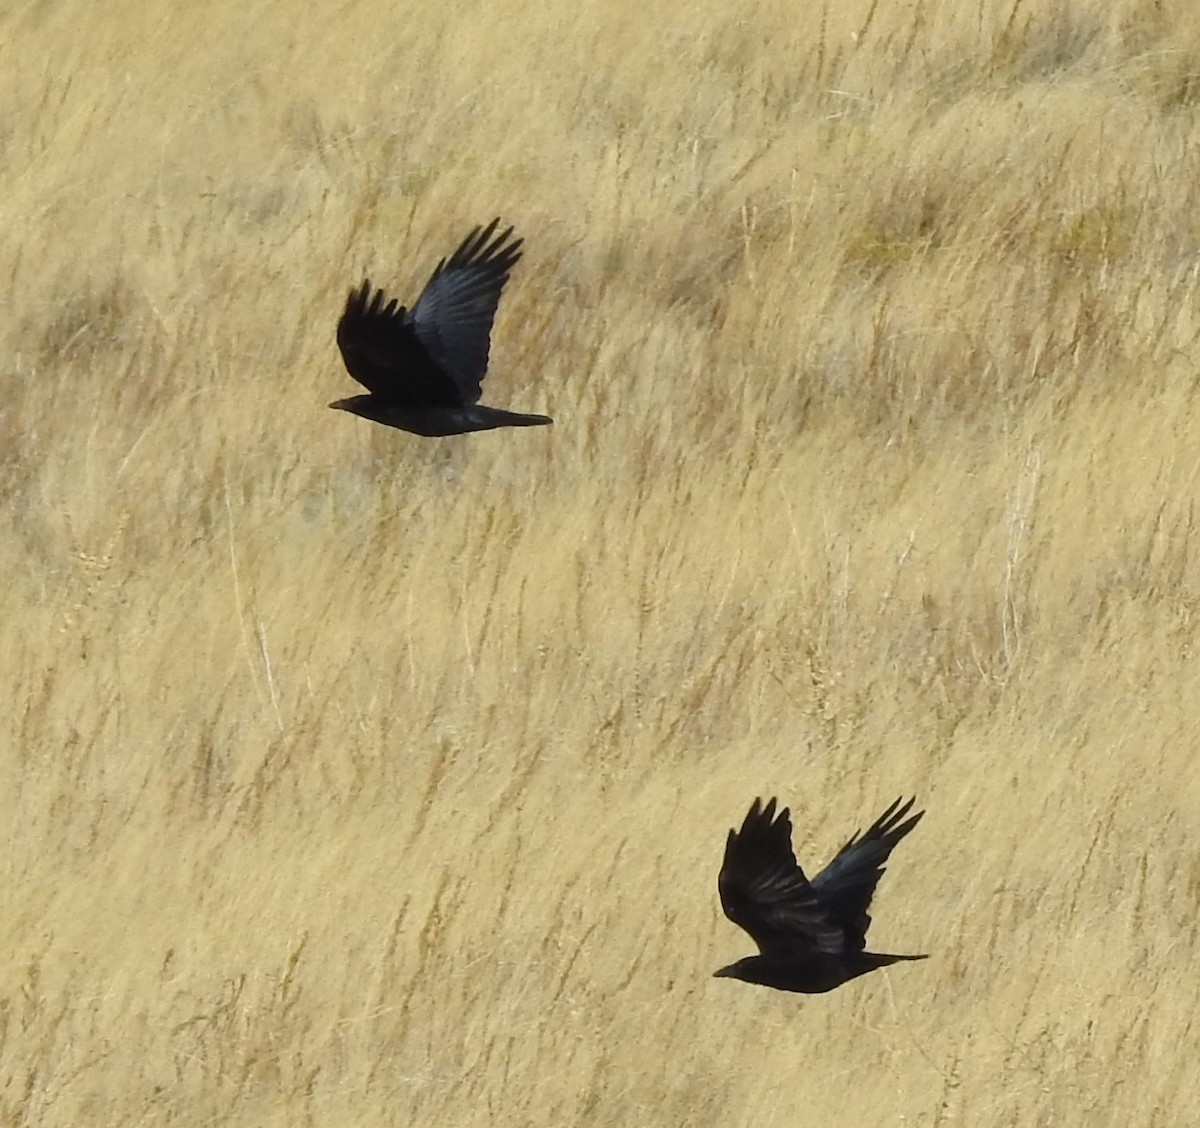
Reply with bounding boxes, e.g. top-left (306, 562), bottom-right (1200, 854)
top-left (336, 281), bottom-right (465, 406)
top-left (407, 219), bottom-right (524, 403)
top-left (810, 797), bottom-right (923, 951)
top-left (719, 798), bottom-right (846, 959)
